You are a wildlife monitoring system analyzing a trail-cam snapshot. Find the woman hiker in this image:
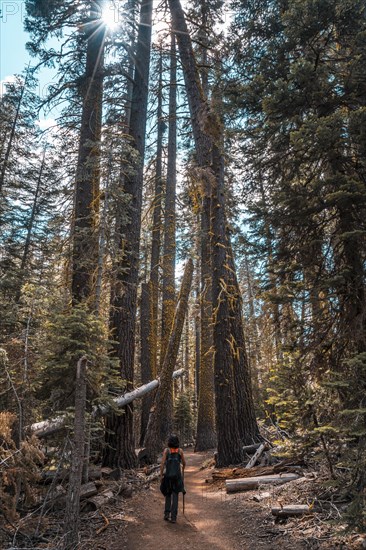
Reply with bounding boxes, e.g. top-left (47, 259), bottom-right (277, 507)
top-left (160, 434), bottom-right (186, 523)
